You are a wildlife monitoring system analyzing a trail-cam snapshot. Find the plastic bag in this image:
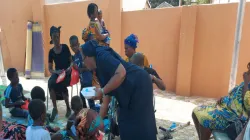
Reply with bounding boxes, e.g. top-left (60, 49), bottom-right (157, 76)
top-left (56, 70), bottom-right (66, 84)
top-left (21, 100), bottom-right (29, 110)
top-left (70, 67), bottom-right (79, 86)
